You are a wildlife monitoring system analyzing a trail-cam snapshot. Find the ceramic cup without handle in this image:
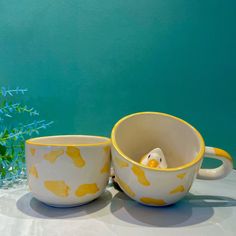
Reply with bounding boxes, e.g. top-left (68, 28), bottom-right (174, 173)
top-left (111, 112), bottom-right (233, 206)
top-left (26, 135), bottom-right (110, 207)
